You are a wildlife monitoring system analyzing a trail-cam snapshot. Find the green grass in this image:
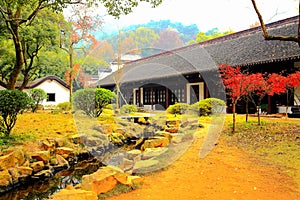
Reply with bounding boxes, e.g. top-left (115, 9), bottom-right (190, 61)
top-left (0, 133), bottom-right (36, 151)
top-left (223, 114), bottom-right (300, 189)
